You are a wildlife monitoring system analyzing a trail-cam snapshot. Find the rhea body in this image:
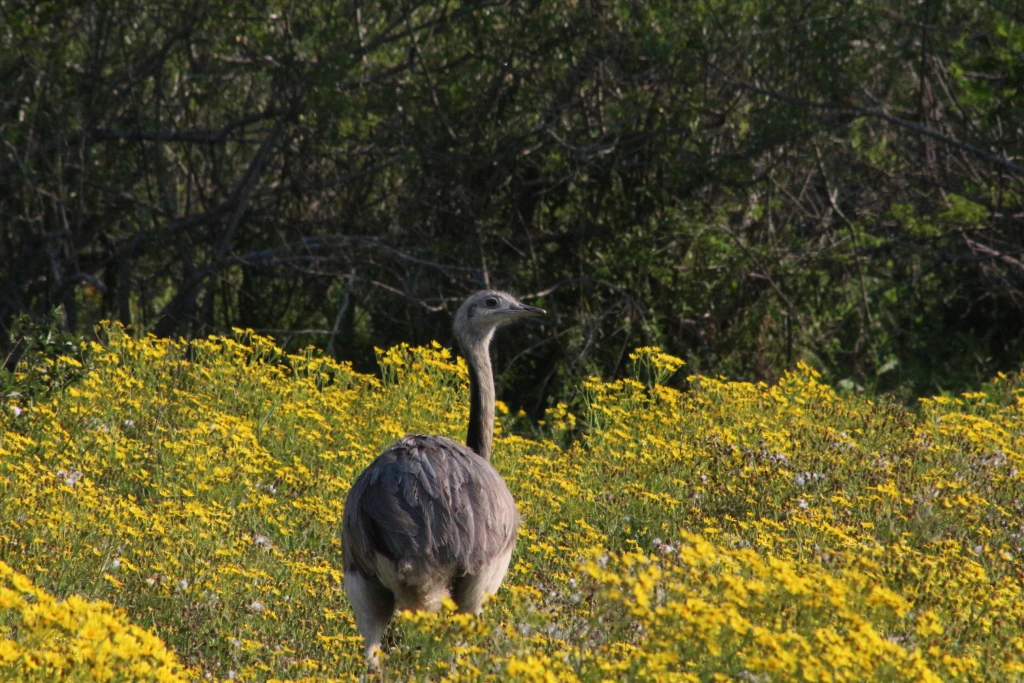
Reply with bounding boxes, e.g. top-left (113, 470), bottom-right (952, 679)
top-left (341, 291), bottom-right (545, 669)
